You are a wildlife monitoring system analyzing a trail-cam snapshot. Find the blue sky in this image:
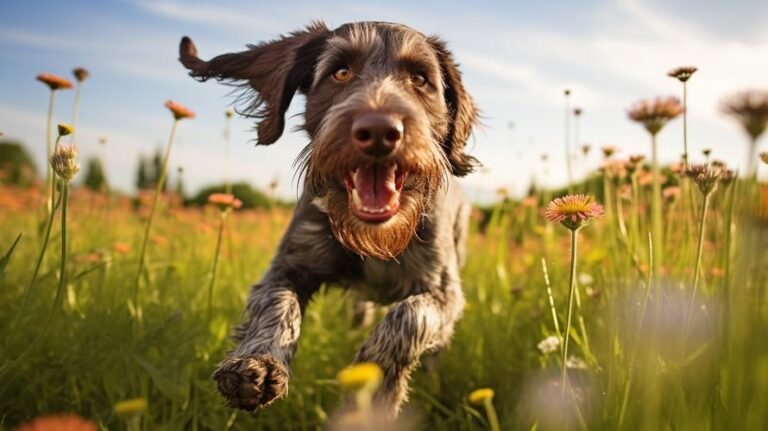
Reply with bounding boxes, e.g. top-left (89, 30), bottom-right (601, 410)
top-left (2, 0), bottom-right (767, 201)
